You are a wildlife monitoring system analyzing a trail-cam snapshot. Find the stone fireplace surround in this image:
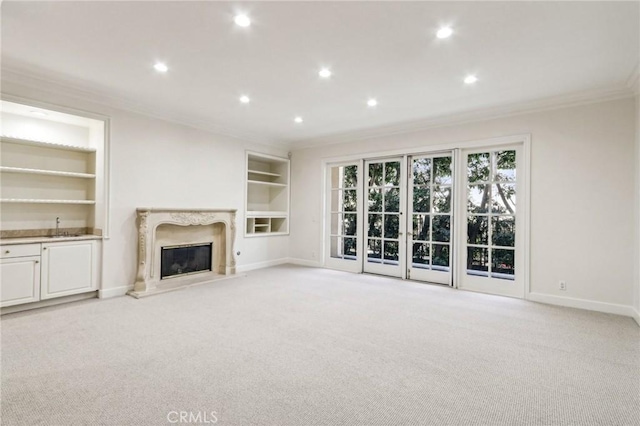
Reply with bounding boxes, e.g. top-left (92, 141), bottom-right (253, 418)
top-left (129, 208), bottom-right (237, 298)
